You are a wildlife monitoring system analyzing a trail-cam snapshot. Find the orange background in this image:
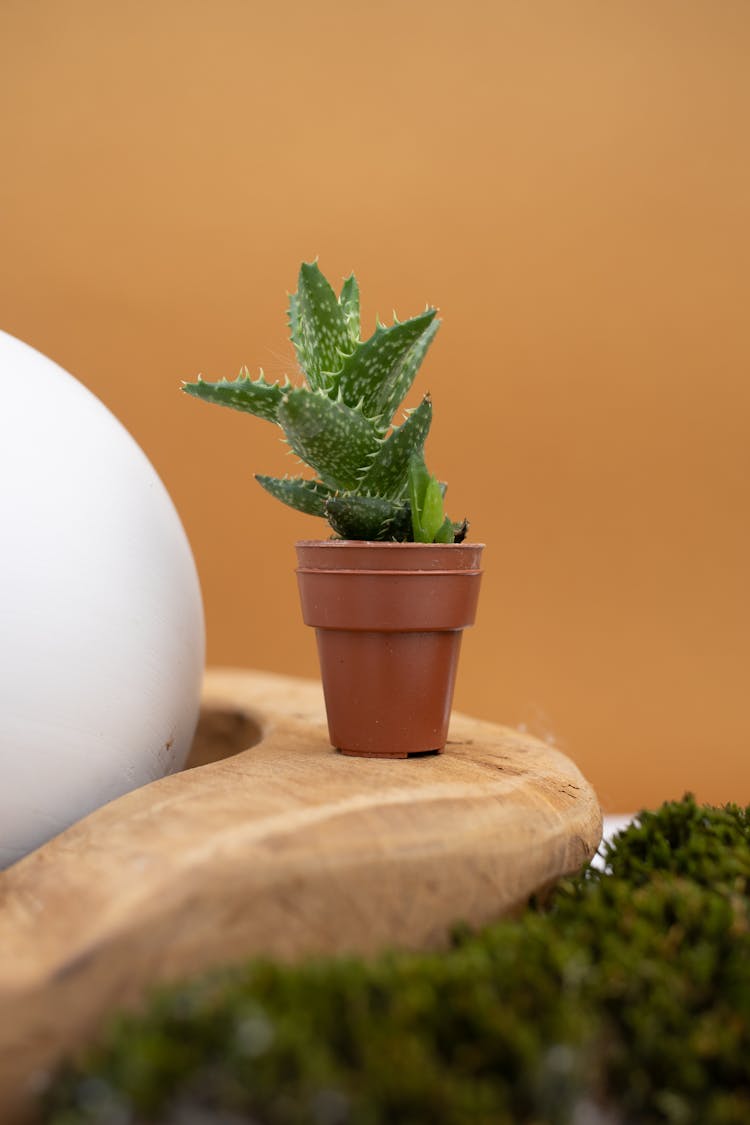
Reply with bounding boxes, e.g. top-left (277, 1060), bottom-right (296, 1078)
top-left (1, 1), bottom-right (748, 812)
